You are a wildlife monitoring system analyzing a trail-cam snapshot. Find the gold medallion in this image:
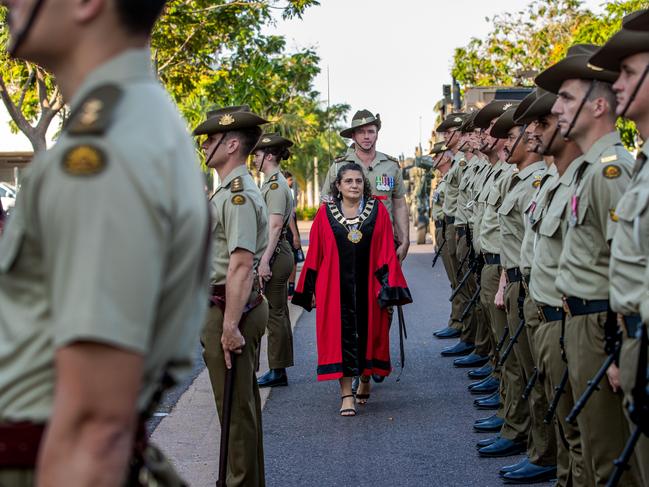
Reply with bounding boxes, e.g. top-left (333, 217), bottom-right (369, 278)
top-left (347, 229), bottom-right (363, 244)
top-left (270, 182), bottom-right (279, 190)
top-left (231, 194), bottom-right (246, 205)
top-left (603, 164), bottom-right (621, 179)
